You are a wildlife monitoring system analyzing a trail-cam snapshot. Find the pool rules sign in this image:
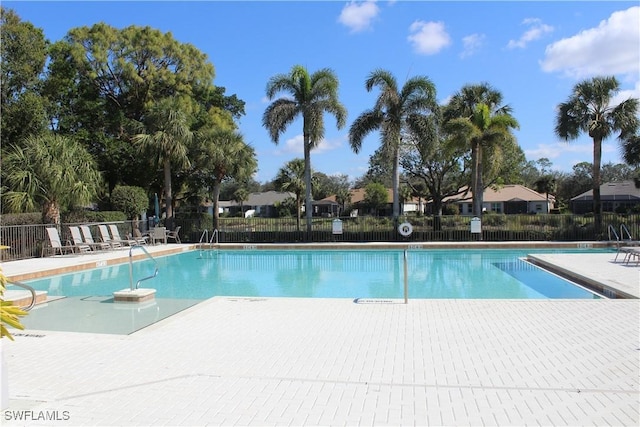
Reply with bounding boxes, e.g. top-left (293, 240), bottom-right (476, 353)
top-left (332, 219), bottom-right (343, 235)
